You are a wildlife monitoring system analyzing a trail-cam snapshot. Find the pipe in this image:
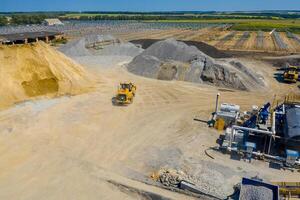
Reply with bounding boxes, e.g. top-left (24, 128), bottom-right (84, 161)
top-left (232, 125), bottom-right (274, 135)
top-left (215, 93), bottom-right (220, 114)
top-left (227, 147), bottom-right (300, 166)
top-left (268, 112), bottom-right (277, 154)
